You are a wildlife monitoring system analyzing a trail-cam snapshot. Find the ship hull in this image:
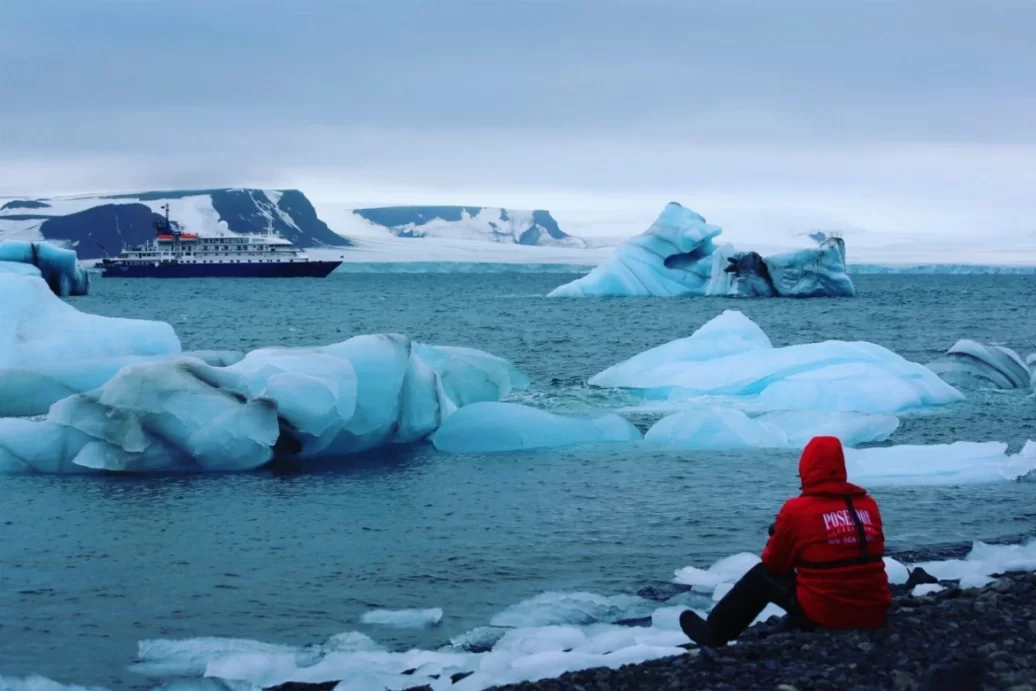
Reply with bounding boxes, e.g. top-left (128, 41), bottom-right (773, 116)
top-left (100, 260), bottom-right (342, 279)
